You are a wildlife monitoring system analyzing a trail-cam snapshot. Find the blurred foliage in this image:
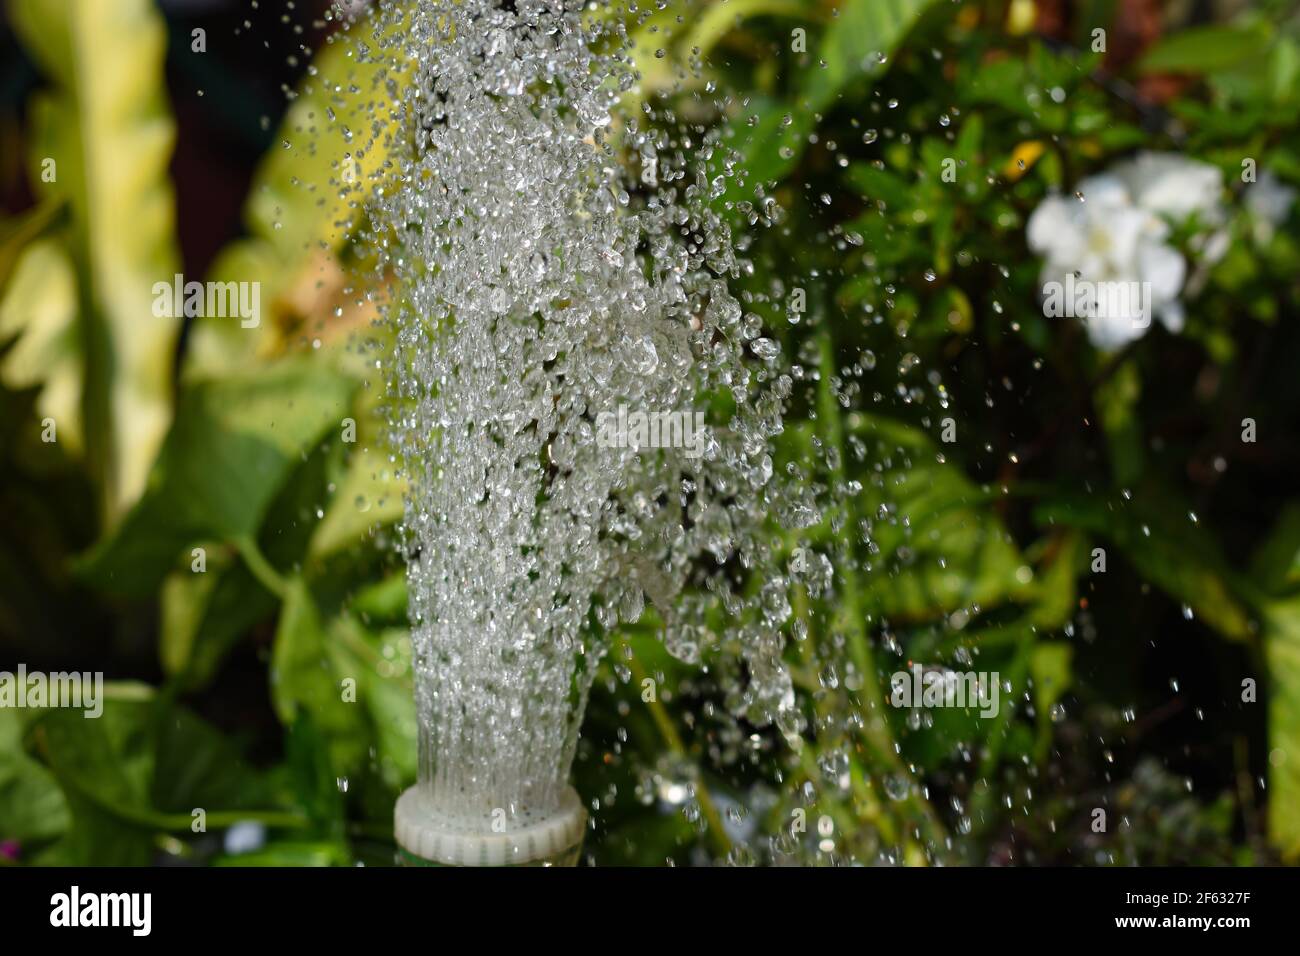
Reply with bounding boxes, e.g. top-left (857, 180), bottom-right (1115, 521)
top-left (1, 0), bottom-right (1298, 866)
